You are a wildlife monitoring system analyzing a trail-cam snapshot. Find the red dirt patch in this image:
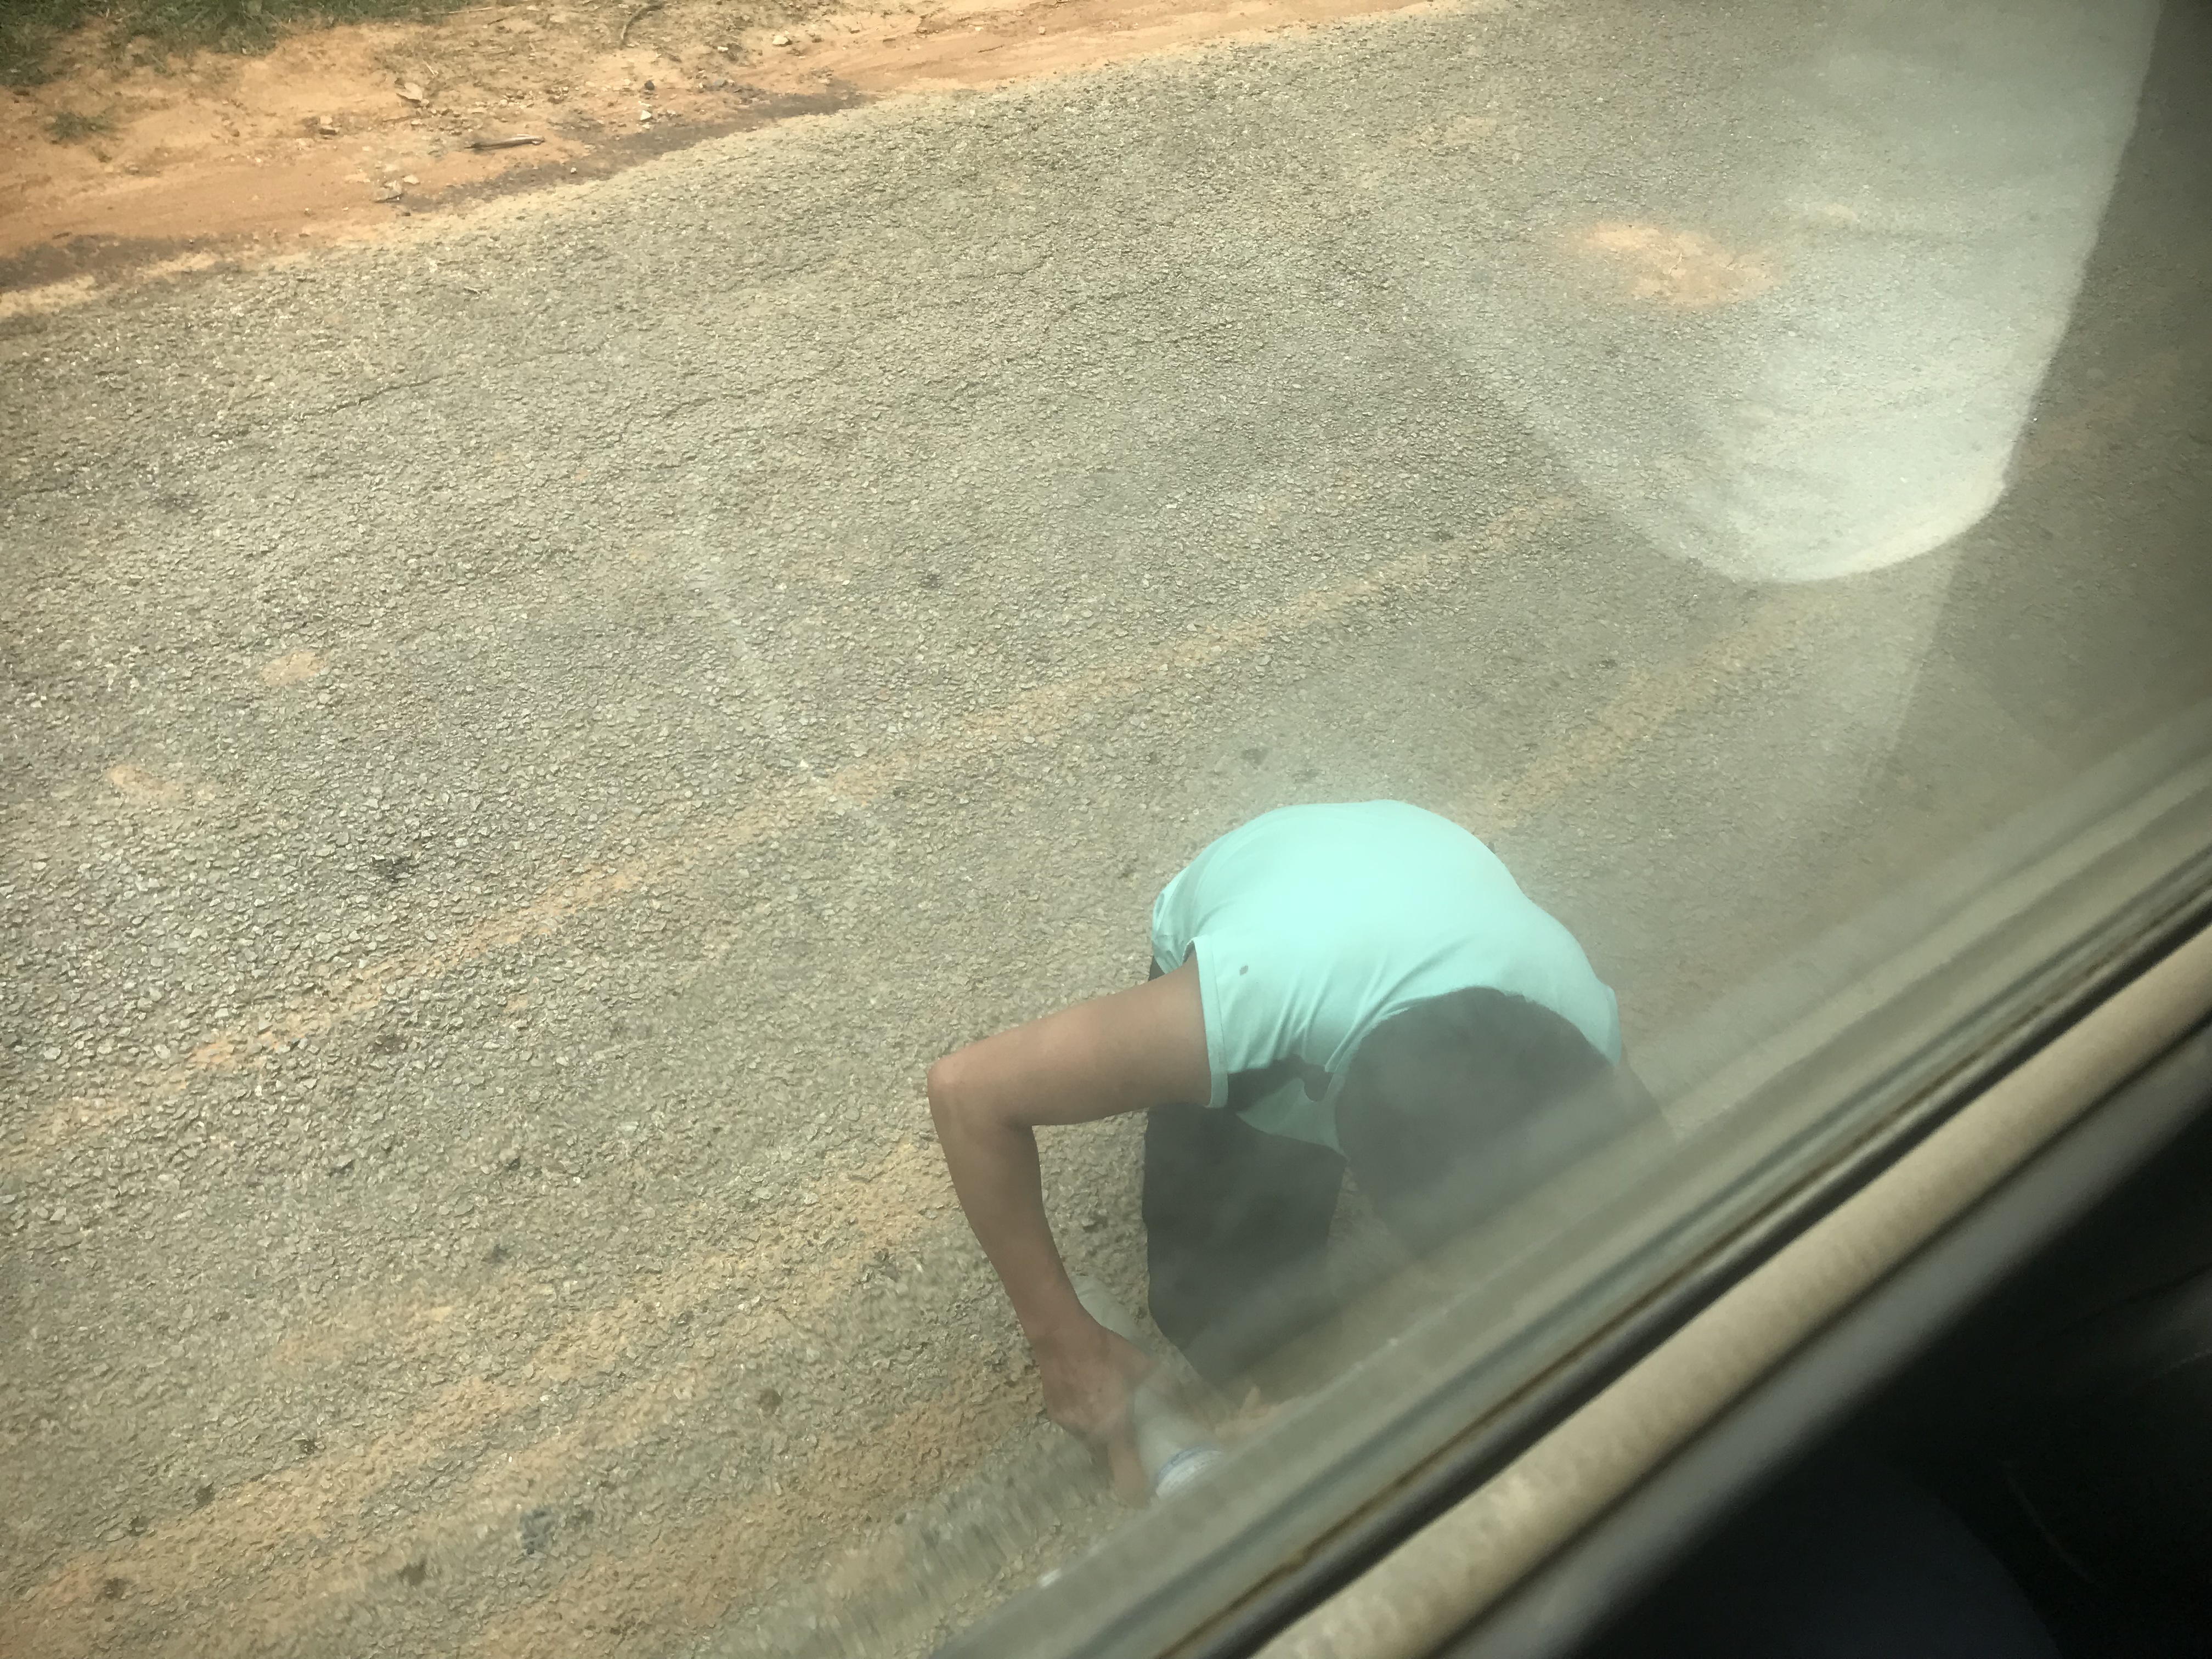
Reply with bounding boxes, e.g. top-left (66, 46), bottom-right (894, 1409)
top-left (2, 0), bottom-right (1448, 311)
